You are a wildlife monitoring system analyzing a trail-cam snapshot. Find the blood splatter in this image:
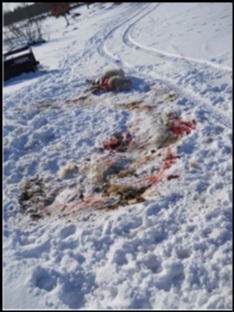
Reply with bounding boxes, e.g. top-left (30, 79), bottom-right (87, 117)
top-left (102, 131), bottom-right (133, 152)
top-left (144, 147), bottom-right (180, 185)
top-left (167, 175), bottom-right (180, 181)
top-left (166, 114), bottom-right (196, 136)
